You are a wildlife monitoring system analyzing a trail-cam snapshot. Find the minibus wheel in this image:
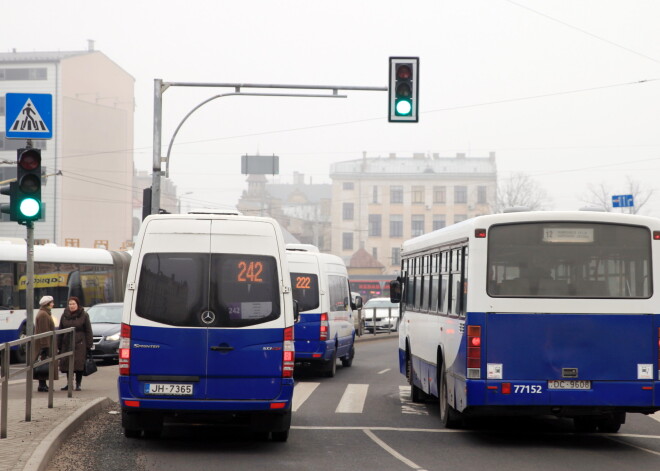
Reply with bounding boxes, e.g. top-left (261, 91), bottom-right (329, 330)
top-left (341, 346), bottom-right (354, 367)
top-left (324, 350), bottom-right (337, 377)
top-left (271, 429), bottom-right (289, 442)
